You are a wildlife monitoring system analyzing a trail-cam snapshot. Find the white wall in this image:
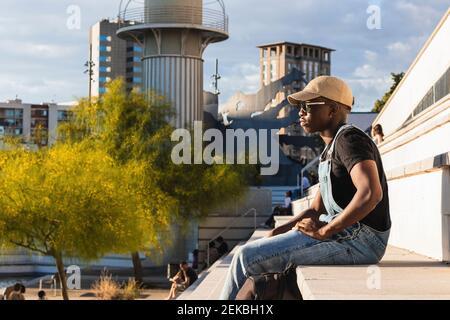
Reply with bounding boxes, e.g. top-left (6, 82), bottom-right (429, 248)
top-left (387, 169), bottom-right (450, 261)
